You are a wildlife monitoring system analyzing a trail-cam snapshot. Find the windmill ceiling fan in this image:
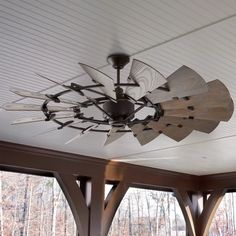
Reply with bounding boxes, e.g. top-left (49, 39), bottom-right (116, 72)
top-left (2, 54), bottom-right (234, 145)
